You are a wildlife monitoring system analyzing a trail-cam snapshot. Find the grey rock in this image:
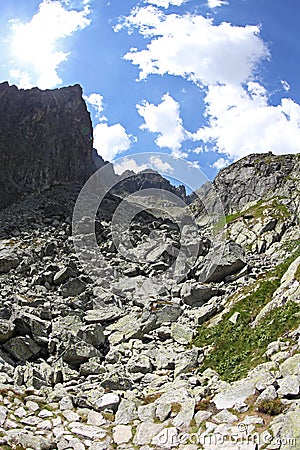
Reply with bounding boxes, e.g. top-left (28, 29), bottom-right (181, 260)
top-left (213, 409), bottom-right (238, 424)
top-left (61, 277), bottom-right (87, 297)
top-left (138, 404), bottom-right (156, 422)
top-left (202, 241), bottom-right (246, 283)
top-left (115, 399), bottom-right (138, 424)
top-left (133, 422), bottom-right (164, 446)
top-left (174, 348), bottom-right (199, 377)
top-left (0, 82), bottom-right (97, 210)
top-left (171, 323), bottom-right (193, 344)
top-left (69, 422), bottom-right (106, 439)
top-left (181, 281), bottom-right (220, 307)
top-left (4, 336), bottom-right (41, 361)
top-left (277, 375), bottom-right (300, 398)
top-left (156, 304), bottom-right (182, 324)
top-left (78, 323), bottom-right (105, 349)
top-left (80, 358), bottom-right (106, 376)
top-left (113, 424), bottom-right (133, 445)
top-left (127, 354), bottom-right (152, 374)
top-left (85, 307), bottom-right (124, 323)
top-left (94, 392), bottom-right (120, 412)
top-left (53, 266), bottom-right (76, 284)
top-left (279, 353), bottom-right (300, 377)
top-left (0, 406), bottom-right (7, 426)
top-left (255, 385), bottom-right (277, 405)
top-left (0, 248), bottom-right (19, 273)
